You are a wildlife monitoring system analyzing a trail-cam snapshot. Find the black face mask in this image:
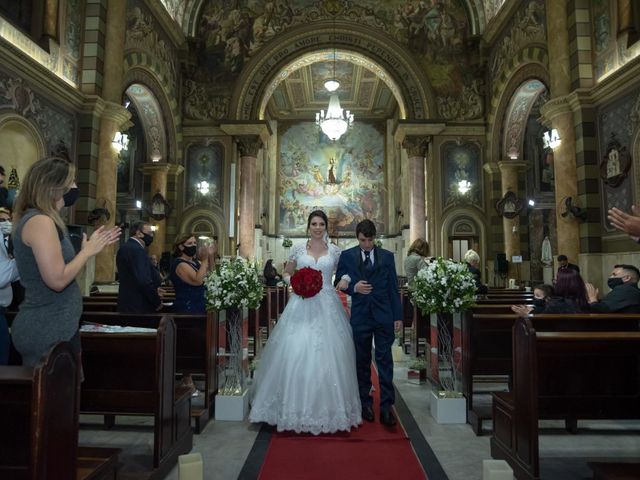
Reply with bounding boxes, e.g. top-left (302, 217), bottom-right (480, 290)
top-left (607, 277), bottom-right (624, 289)
top-left (142, 233), bottom-right (154, 247)
top-left (182, 245), bottom-right (197, 257)
top-left (63, 187), bottom-right (79, 207)
top-left (533, 298), bottom-right (546, 308)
